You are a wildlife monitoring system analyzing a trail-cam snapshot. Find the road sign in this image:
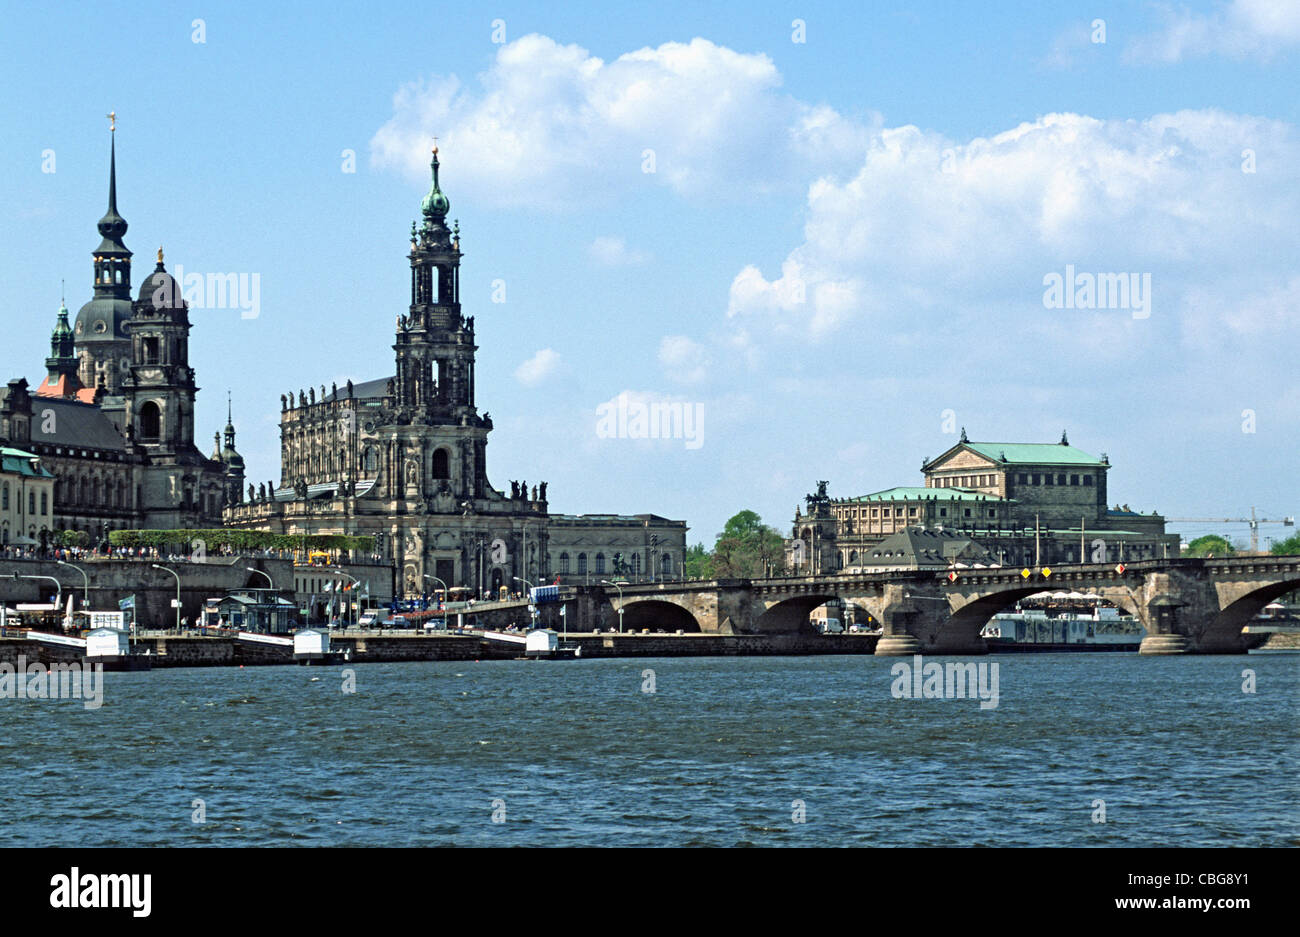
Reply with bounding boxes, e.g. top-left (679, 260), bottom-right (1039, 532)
top-left (1021, 568), bottom-right (1031, 578)
top-left (946, 571), bottom-right (958, 582)
top-left (1042, 567), bottom-right (1053, 578)
top-left (1115, 563), bottom-right (1126, 573)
